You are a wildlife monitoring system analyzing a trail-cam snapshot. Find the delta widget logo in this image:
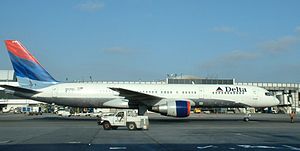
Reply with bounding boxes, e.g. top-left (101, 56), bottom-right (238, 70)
top-left (216, 87), bottom-right (247, 92)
